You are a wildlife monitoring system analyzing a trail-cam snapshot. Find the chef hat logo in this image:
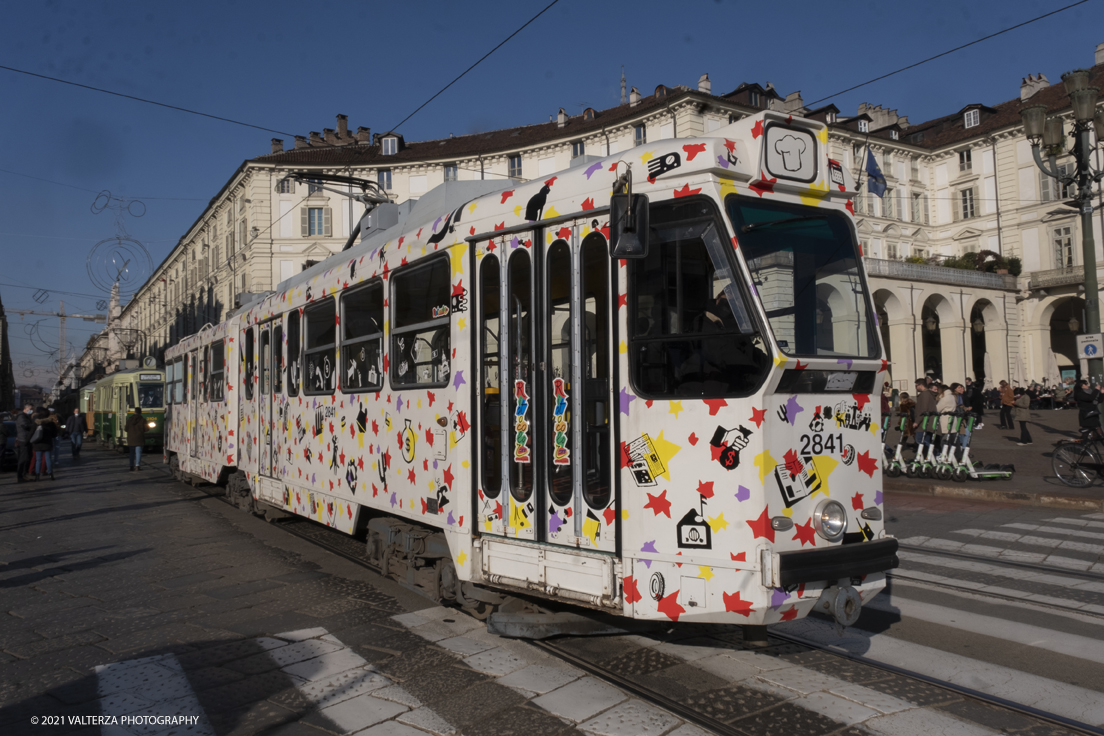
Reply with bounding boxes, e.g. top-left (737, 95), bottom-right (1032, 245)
top-left (774, 134), bottom-right (807, 172)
